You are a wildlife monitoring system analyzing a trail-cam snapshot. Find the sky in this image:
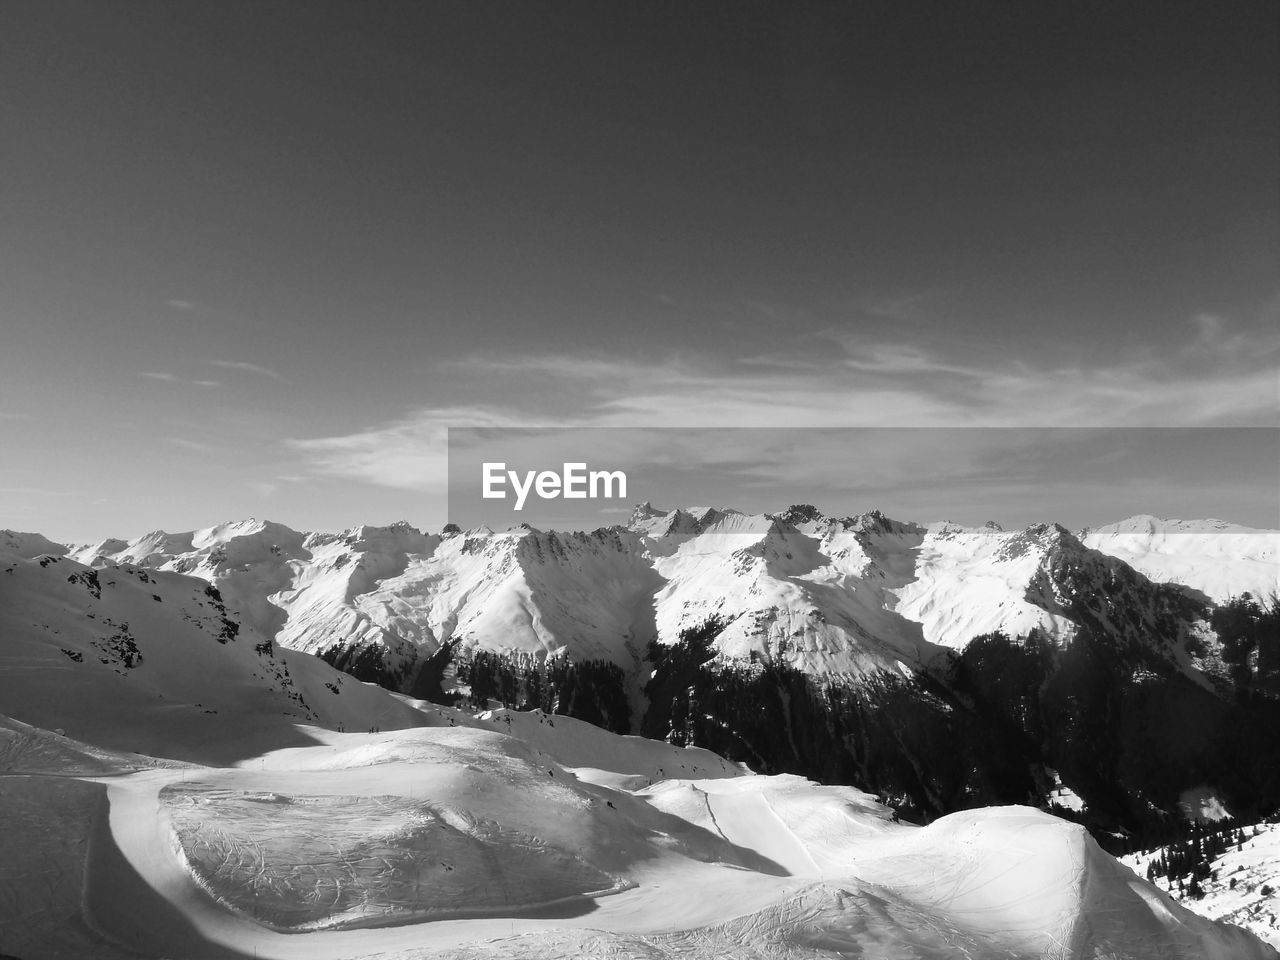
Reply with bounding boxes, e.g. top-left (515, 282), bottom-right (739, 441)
top-left (445, 427), bottom-right (1280, 532)
top-left (2, 0), bottom-right (1277, 542)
